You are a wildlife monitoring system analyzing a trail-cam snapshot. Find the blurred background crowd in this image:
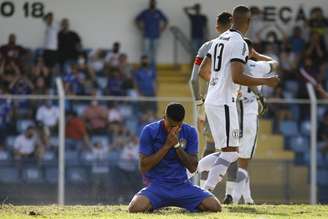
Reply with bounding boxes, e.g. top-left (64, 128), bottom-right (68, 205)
top-left (0, 0), bottom-right (328, 204)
